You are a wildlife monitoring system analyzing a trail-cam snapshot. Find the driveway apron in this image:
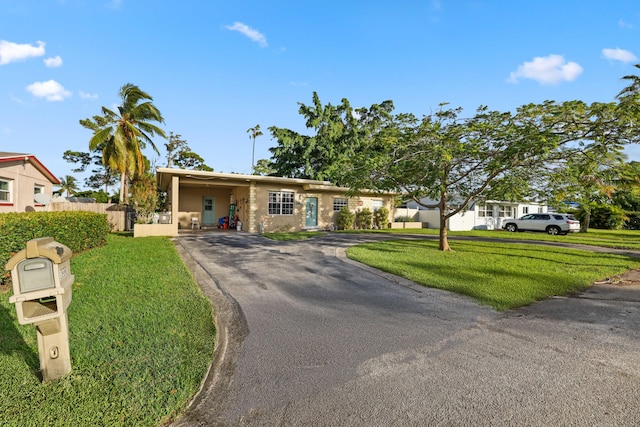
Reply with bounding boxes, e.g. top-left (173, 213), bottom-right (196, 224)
top-left (172, 233), bottom-right (640, 426)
